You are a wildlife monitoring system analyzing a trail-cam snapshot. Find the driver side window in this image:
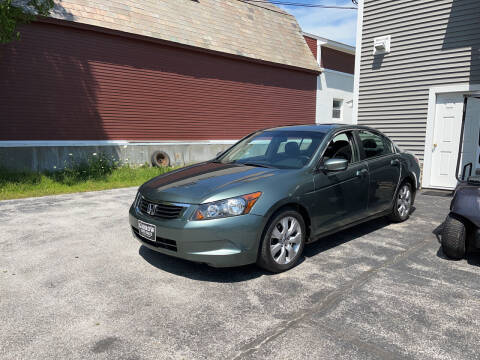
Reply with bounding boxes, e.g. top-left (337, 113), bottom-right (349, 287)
top-left (323, 132), bottom-right (356, 164)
